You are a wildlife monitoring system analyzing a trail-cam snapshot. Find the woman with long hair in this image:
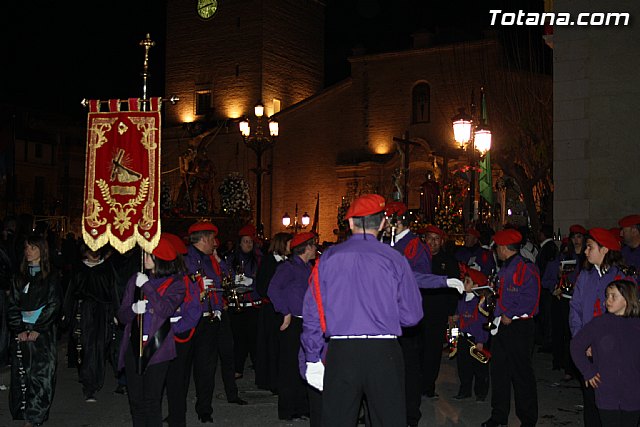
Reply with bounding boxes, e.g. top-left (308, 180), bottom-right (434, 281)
top-left (254, 232), bottom-right (292, 392)
top-left (7, 234), bottom-right (61, 427)
top-left (569, 228), bottom-right (632, 427)
top-left (117, 236), bottom-right (185, 427)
